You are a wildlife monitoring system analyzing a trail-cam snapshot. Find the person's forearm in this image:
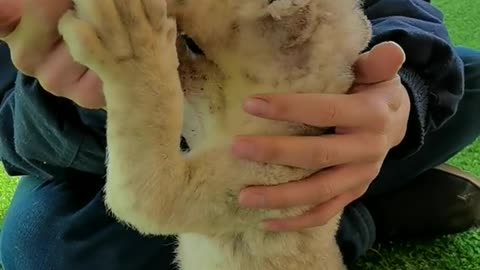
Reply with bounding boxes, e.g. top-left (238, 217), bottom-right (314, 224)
top-left (364, 0), bottom-right (464, 158)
